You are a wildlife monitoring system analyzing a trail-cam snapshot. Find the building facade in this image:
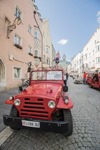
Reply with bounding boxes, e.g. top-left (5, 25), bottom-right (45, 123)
top-left (42, 19), bottom-right (53, 67)
top-left (0, 0), bottom-right (43, 90)
top-left (52, 44), bottom-right (56, 67)
top-left (68, 27), bottom-right (100, 77)
top-left (59, 54), bottom-right (70, 72)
